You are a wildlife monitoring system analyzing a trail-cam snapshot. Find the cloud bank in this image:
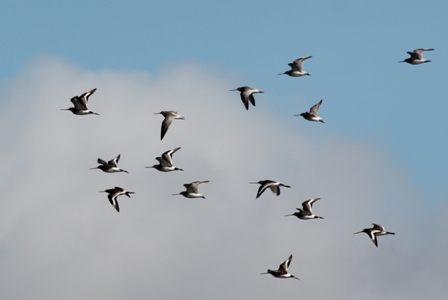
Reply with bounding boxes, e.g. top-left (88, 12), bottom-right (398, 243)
top-left (0, 57), bottom-right (446, 300)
